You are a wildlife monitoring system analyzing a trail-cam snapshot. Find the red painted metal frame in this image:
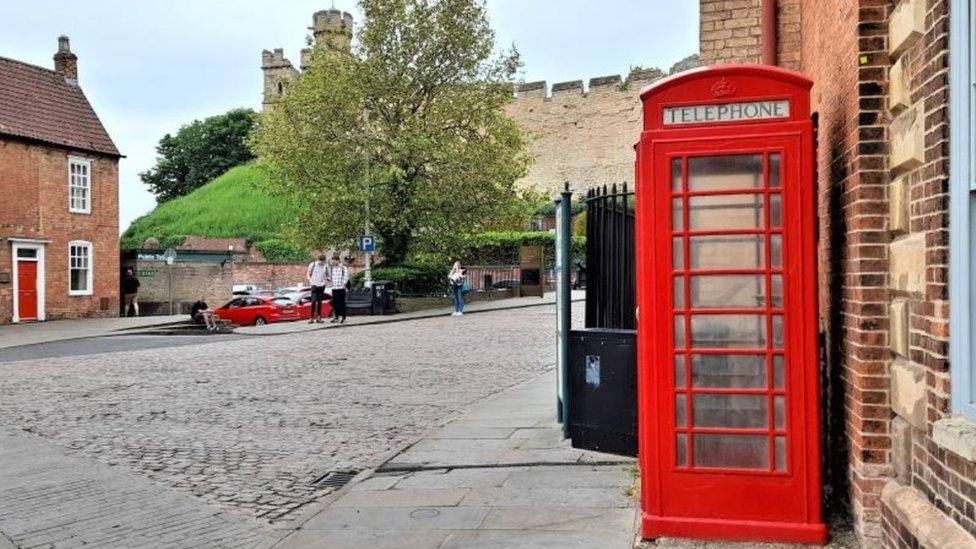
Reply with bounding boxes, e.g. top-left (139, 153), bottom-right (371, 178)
top-left (635, 66), bottom-right (826, 545)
